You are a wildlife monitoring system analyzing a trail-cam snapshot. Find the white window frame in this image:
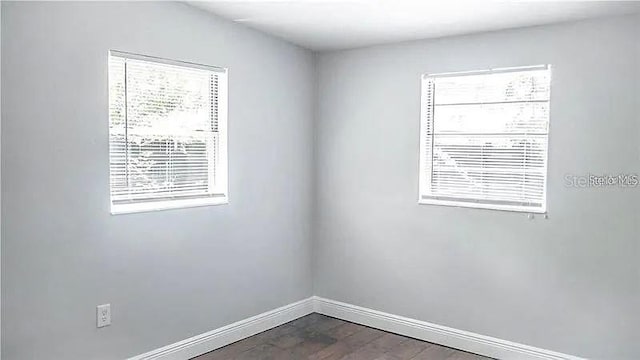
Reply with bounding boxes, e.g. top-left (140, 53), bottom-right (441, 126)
top-left (418, 65), bottom-right (551, 213)
top-left (108, 51), bottom-right (229, 214)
